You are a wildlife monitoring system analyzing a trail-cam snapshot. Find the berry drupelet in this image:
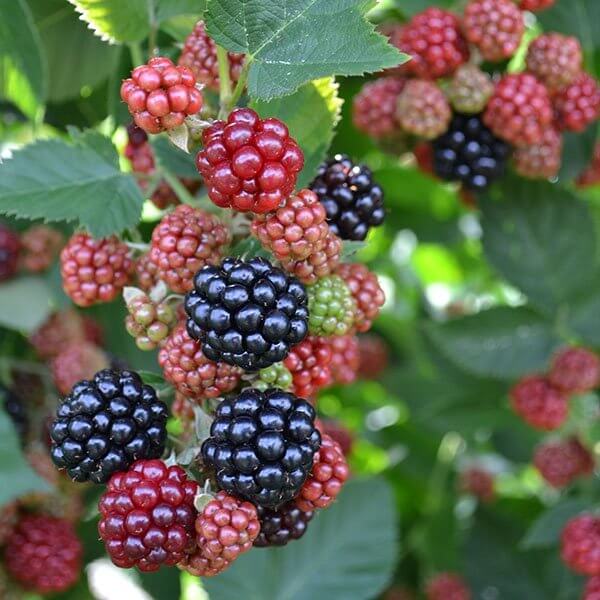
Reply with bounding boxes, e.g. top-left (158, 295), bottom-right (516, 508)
top-left (284, 336), bottom-right (333, 399)
top-left (254, 502), bottom-right (313, 547)
top-left (309, 154), bottom-right (384, 241)
top-left (0, 223), bottom-right (20, 282)
top-left (50, 369), bottom-right (168, 483)
top-left (201, 387), bottom-right (321, 508)
top-left (184, 257), bottom-right (309, 371)
top-left (553, 73), bottom-right (600, 133)
top-left (432, 113), bottom-right (511, 191)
